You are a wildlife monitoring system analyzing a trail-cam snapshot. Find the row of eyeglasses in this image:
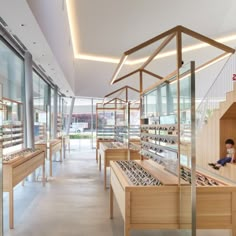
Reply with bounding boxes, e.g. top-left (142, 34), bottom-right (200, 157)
top-left (116, 160), bottom-right (162, 186)
top-left (3, 148), bottom-right (38, 162)
top-left (141, 134), bottom-right (177, 144)
top-left (141, 142), bottom-right (164, 153)
top-left (180, 167), bottom-right (221, 186)
top-left (141, 125), bottom-right (177, 131)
